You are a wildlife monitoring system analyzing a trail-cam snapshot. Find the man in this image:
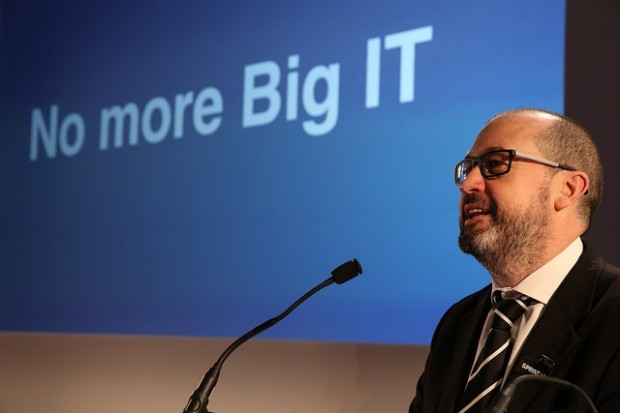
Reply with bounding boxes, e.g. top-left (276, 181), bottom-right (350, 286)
top-left (410, 109), bottom-right (620, 413)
